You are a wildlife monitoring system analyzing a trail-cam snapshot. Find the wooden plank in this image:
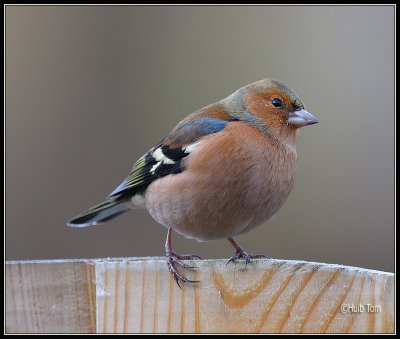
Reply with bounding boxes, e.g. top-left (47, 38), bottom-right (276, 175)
top-left (95, 258), bottom-right (394, 334)
top-left (5, 260), bottom-right (96, 333)
top-left (5, 258), bottom-right (394, 333)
